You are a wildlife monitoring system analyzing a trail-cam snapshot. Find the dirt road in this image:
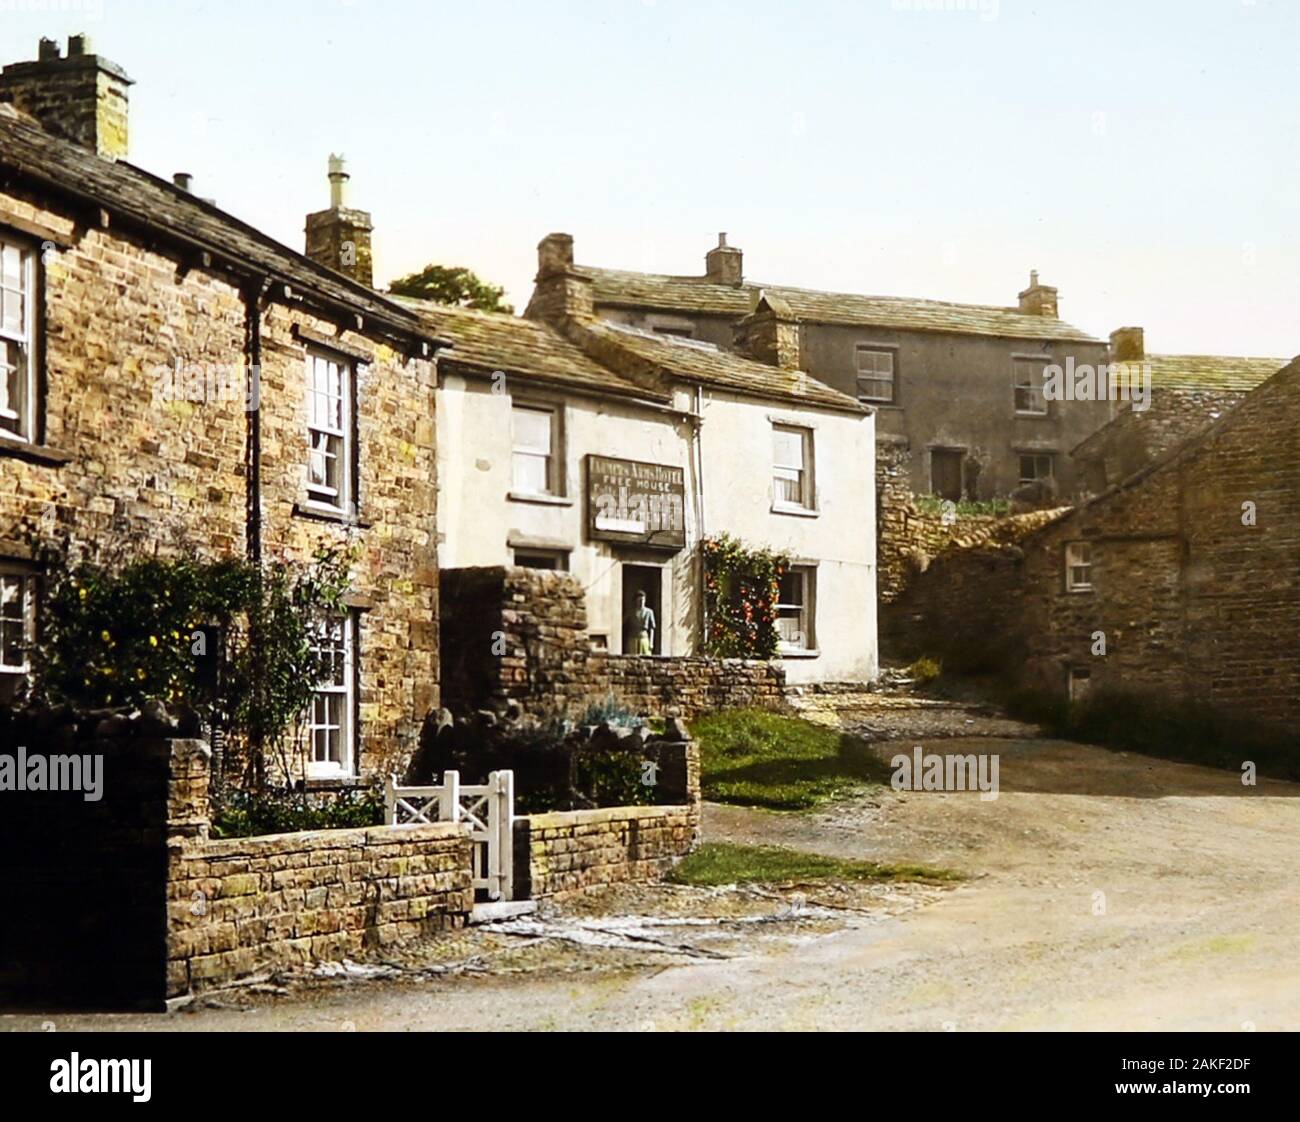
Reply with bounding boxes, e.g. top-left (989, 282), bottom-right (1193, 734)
top-left (8, 728), bottom-right (1297, 1032)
